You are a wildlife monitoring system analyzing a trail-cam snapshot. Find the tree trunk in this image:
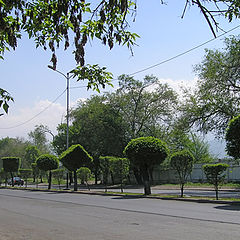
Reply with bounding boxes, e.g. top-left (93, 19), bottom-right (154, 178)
top-left (215, 185), bottom-right (219, 200)
top-left (69, 172), bottom-right (73, 185)
top-left (141, 168), bottom-right (151, 195)
top-left (48, 171), bottom-right (52, 190)
top-left (133, 167), bottom-right (143, 185)
top-left (94, 170), bottom-right (98, 185)
top-left (180, 184), bottom-right (184, 197)
top-left (111, 173), bottom-right (115, 185)
top-left (74, 171), bottom-right (78, 191)
top-left (11, 172), bottom-right (14, 186)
